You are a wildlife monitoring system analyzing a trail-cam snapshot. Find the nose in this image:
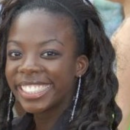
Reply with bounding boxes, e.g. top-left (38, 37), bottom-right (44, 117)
top-left (18, 57), bottom-right (42, 74)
